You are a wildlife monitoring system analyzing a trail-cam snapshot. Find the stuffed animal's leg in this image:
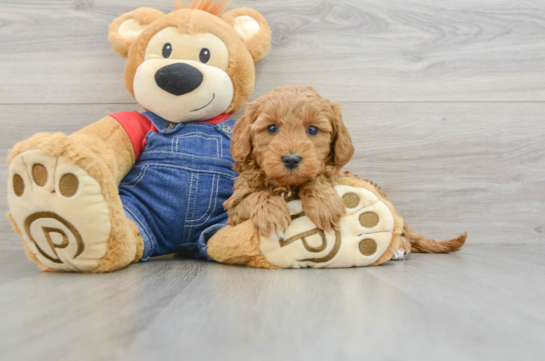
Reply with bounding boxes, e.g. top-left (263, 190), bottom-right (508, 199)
top-left (207, 220), bottom-right (279, 269)
top-left (7, 119), bottom-right (143, 272)
top-left (210, 177), bottom-right (403, 269)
